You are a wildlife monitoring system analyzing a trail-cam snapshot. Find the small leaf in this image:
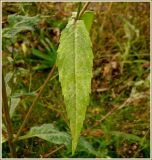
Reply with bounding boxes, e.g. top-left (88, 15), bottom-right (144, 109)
top-left (77, 137), bottom-right (99, 157)
top-left (4, 72), bottom-right (13, 97)
top-left (9, 97), bottom-right (20, 118)
top-left (31, 48), bottom-right (56, 70)
top-left (32, 48), bottom-right (53, 62)
top-left (2, 15), bottom-right (40, 38)
top-left (33, 64), bottom-right (51, 71)
top-left (80, 11), bottom-right (94, 33)
top-left (11, 91), bottom-right (37, 98)
top-left (57, 18), bottom-right (93, 154)
top-left (111, 131), bottom-right (142, 142)
top-left (5, 72), bottom-right (13, 83)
